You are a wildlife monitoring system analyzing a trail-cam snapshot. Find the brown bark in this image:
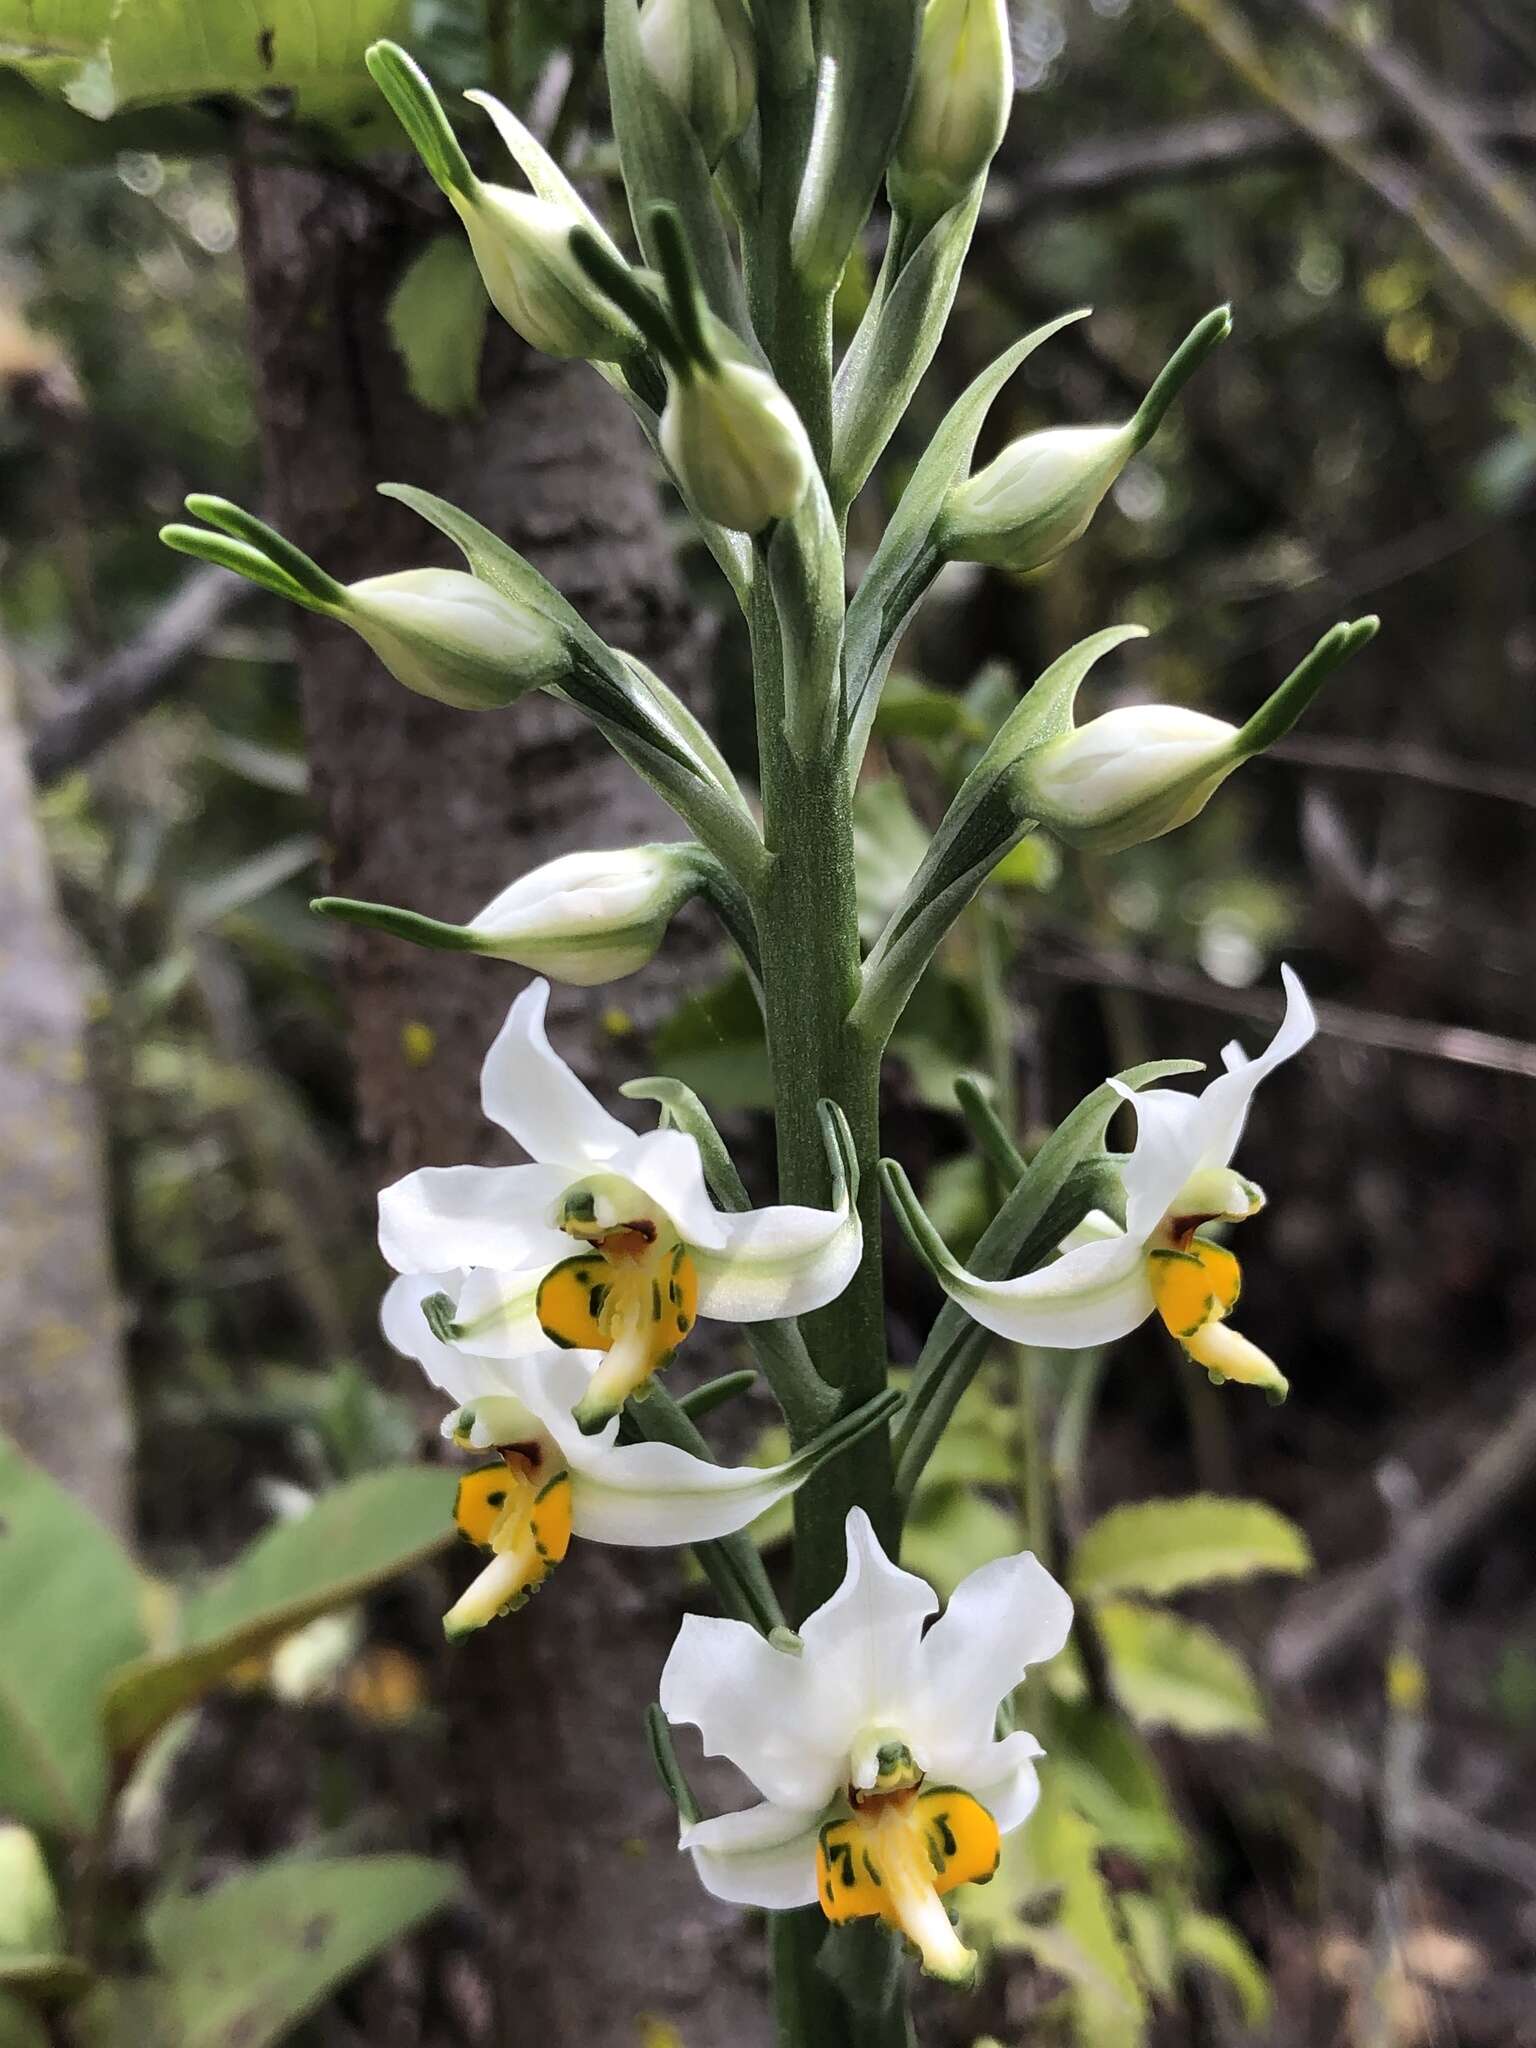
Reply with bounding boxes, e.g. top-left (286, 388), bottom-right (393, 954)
top-left (234, 156), bottom-right (767, 2045)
